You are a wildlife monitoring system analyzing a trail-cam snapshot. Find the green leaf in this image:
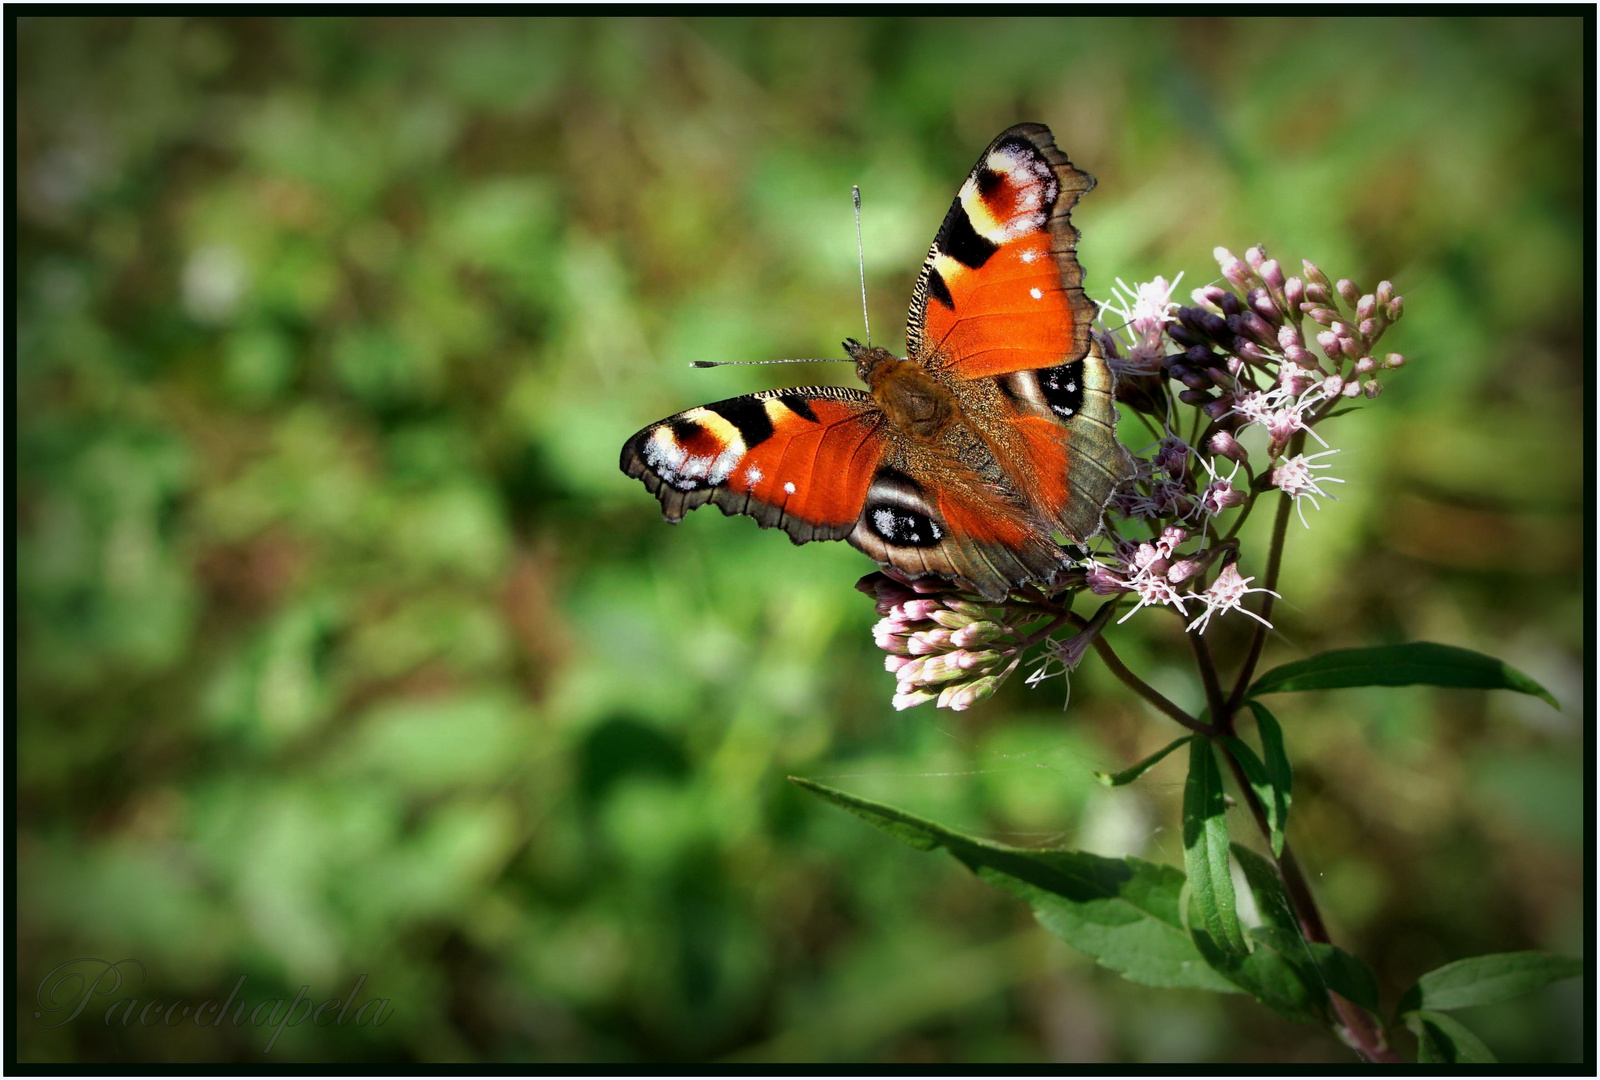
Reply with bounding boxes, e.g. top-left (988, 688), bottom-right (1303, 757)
top-left (1191, 913), bottom-right (1326, 1025)
top-left (1305, 943), bottom-right (1381, 1016)
top-left (1229, 844), bottom-right (1297, 931)
top-left (1408, 1010), bottom-right (1497, 1063)
top-left (1181, 739), bottom-right (1247, 957)
top-left (1248, 642), bottom-right (1558, 708)
top-left (1094, 735), bottom-right (1191, 787)
top-left (1397, 950), bottom-right (1584, 1015)
top-left (789, 776), bottom-right (1236, 993)
top-left (1217, 737), bottom-right (1287, 860)
top-left (1247, 701), bottom-right (1293, 857)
